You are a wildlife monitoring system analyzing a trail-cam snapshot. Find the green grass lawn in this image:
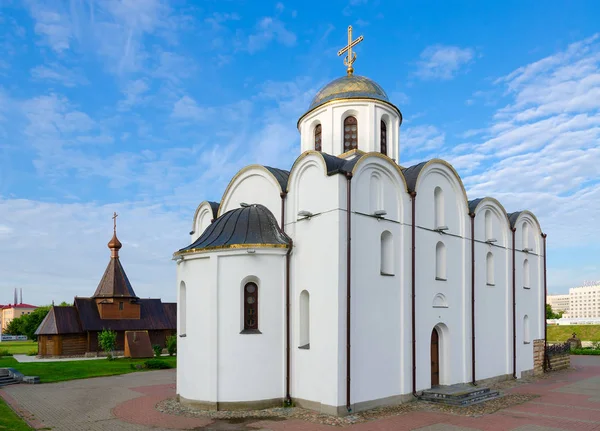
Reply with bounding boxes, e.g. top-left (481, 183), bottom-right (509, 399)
top-left (0, 356), bottom-right (176, 383)
top-left (547, 324), bottom-right (600, 342)
top-left (0, 397), bottom-right (32, 430)
top-left (0, 341), bottom-right (38, 355)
